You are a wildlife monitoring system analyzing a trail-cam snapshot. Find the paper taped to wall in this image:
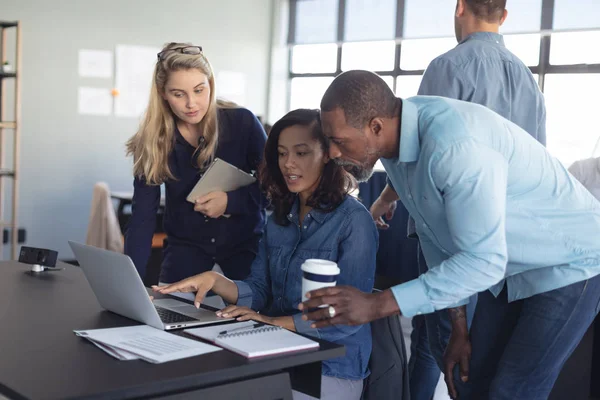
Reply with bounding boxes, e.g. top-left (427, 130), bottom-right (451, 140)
top-left (114, 44), bottom-right (160, 118)
top-left (78, 49), bottom-right (113, 79)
